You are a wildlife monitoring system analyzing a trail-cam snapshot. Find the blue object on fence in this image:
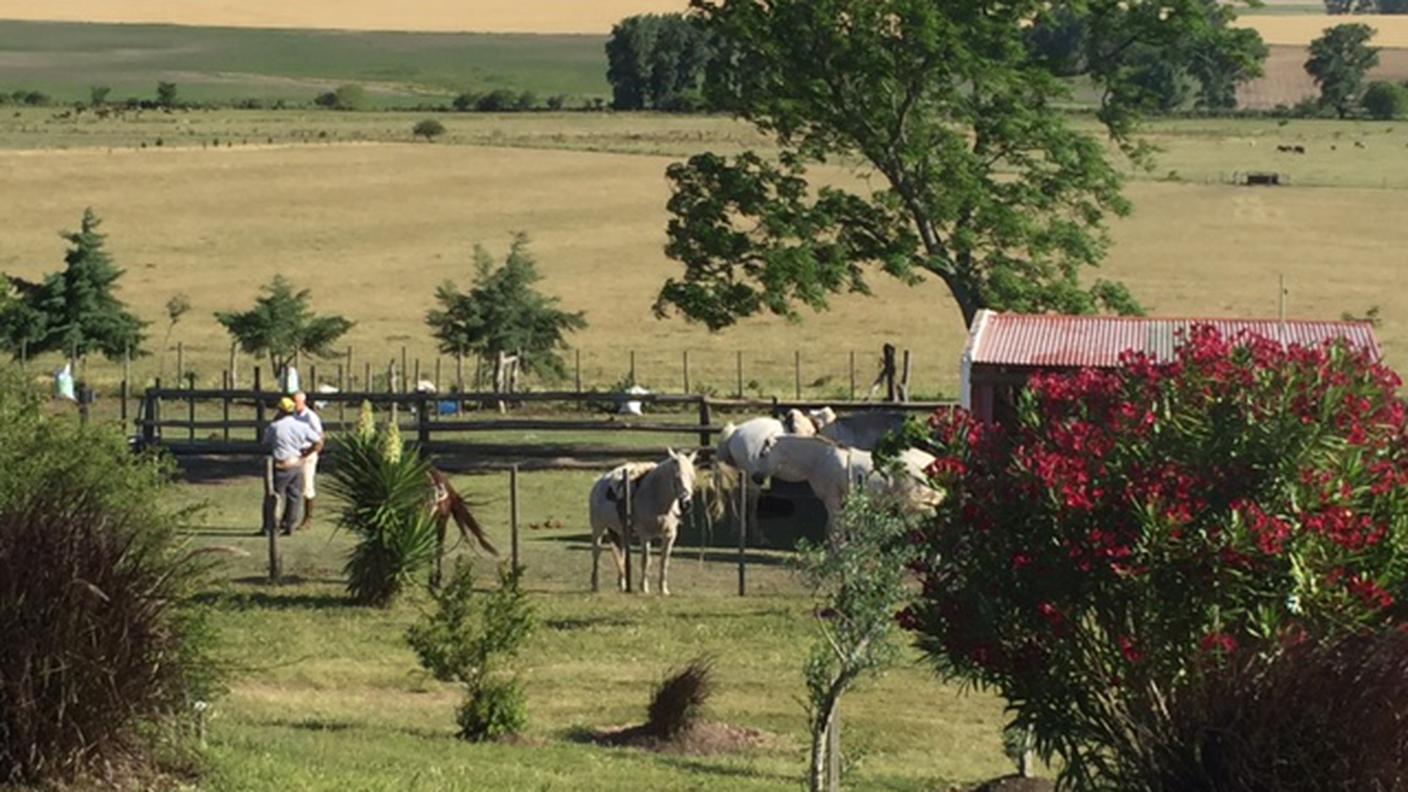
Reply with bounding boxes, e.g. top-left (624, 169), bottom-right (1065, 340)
top-left (438, 400), bottom-right (459, 416)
